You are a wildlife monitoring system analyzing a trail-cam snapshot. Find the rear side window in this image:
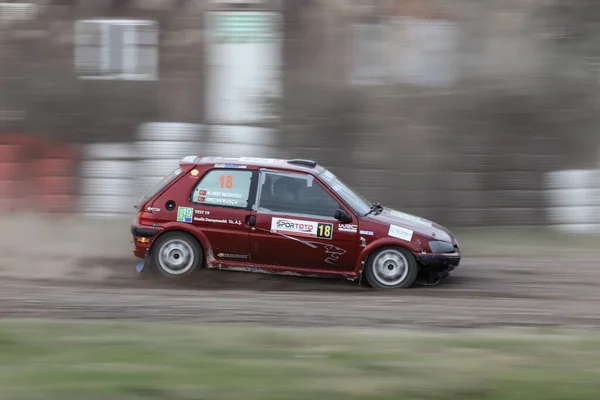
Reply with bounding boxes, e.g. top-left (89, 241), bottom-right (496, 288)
top-left (191, 169), bottom-right (254, 209)
top-left (143, 167), bottom-right (183, 200)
